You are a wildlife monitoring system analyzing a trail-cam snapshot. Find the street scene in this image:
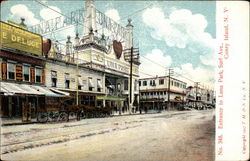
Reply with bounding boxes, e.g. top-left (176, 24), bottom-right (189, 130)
top-left (1, 110), bottom-right (215, 161)
top-left (1, 0), bottom-right (216, 160)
